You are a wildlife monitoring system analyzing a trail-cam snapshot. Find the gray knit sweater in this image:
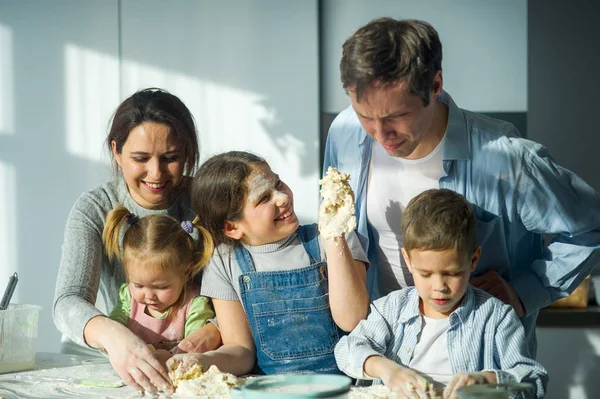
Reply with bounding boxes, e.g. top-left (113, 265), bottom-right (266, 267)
top-left (53, 178), bottom-right (195, 347)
